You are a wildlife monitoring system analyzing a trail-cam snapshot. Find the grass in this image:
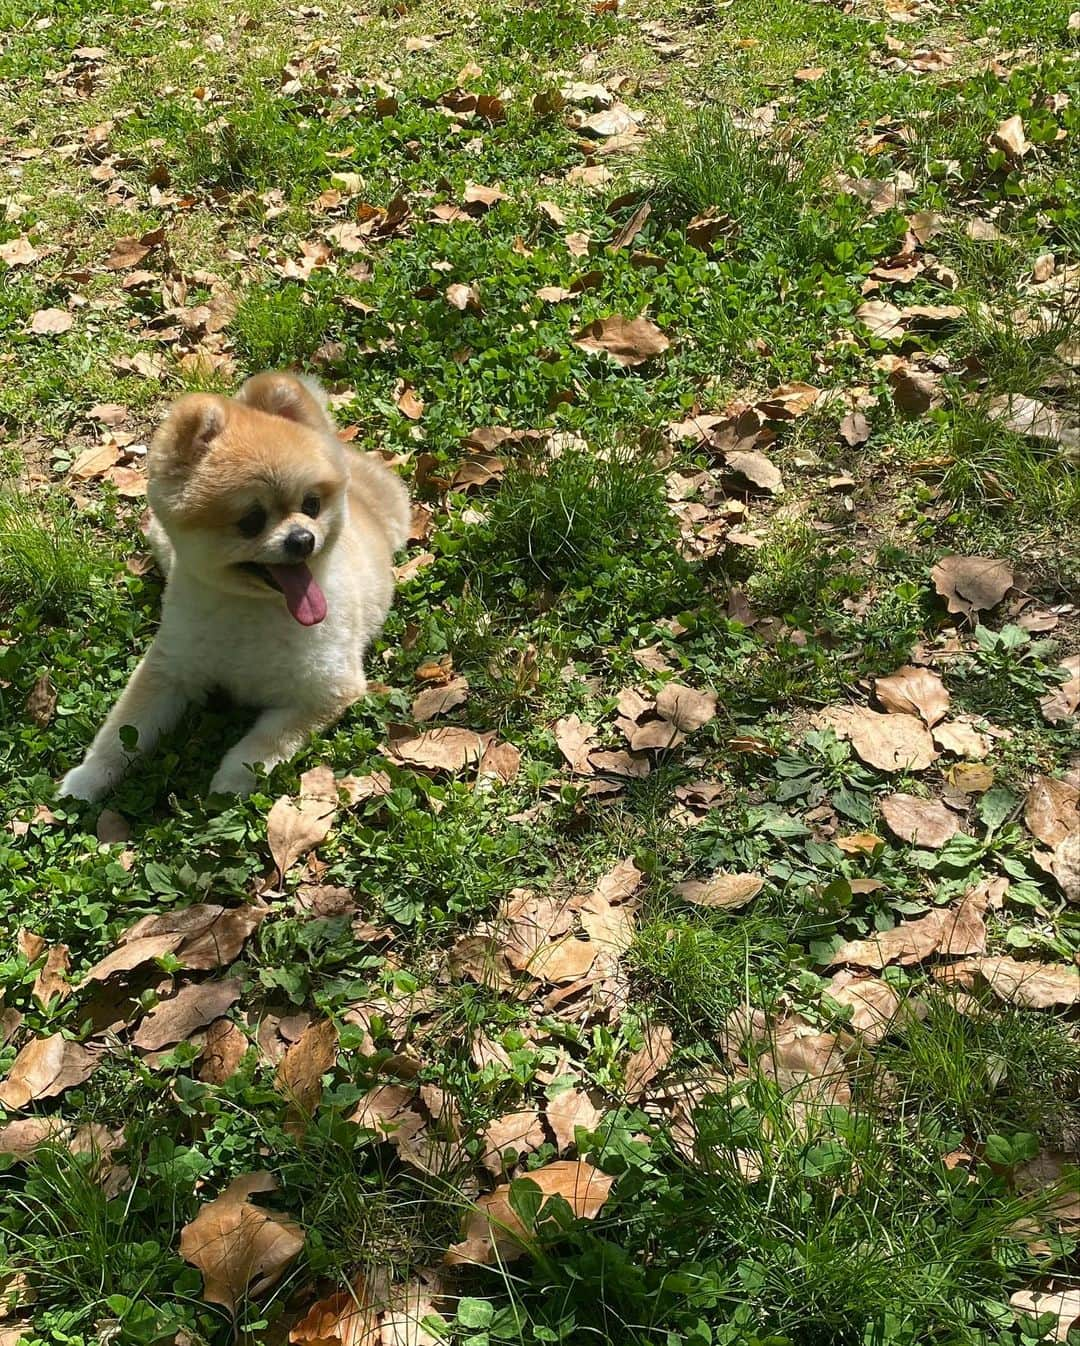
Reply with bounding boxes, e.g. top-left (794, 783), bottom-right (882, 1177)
top-left (880, 990), bottom-right (1080, 1141)
top-left (1, 0), bottom-right (1079, 1341)
top-left (636, 103), bottom-right (834, 264)
top-left (0, 490), bottom-right (114, 615)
